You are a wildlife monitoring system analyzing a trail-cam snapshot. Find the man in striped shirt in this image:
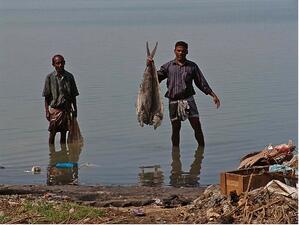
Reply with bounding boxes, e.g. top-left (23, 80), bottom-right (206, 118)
top-left (148, 41), bottom-right (220, 147)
